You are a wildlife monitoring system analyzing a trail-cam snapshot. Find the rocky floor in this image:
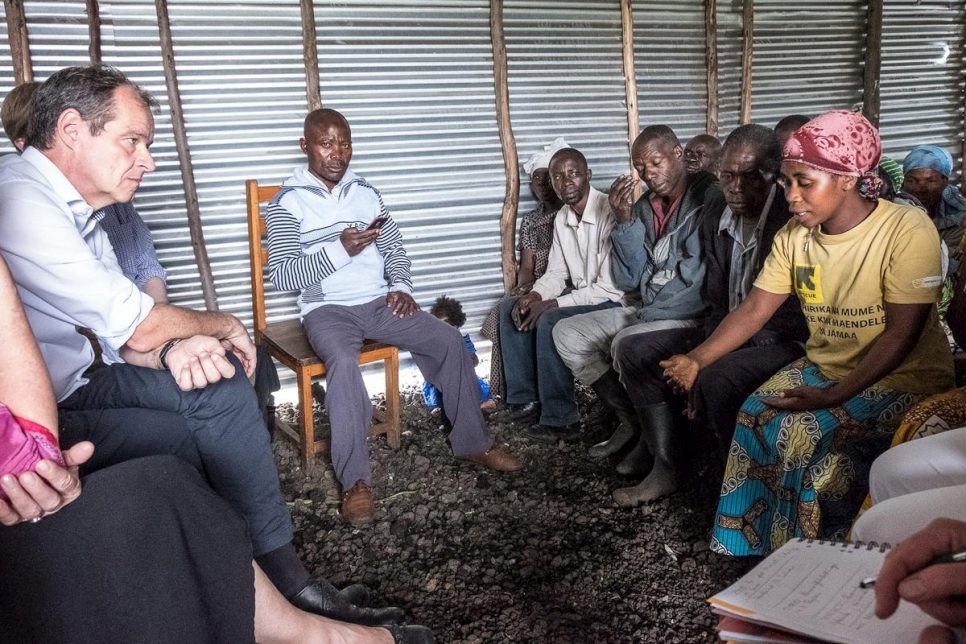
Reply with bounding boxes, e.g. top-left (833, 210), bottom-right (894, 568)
top-left (274, 387), bottom-right (754, 643)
